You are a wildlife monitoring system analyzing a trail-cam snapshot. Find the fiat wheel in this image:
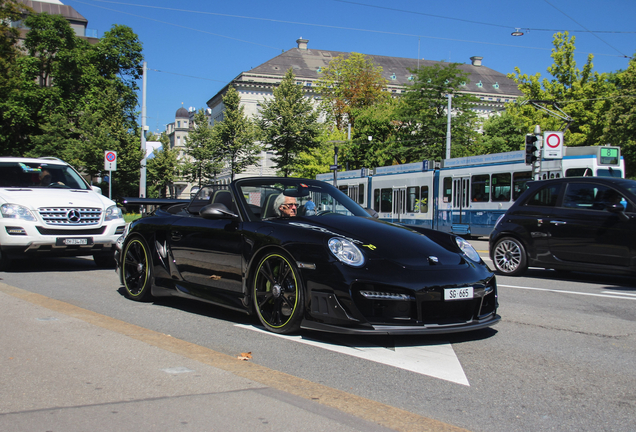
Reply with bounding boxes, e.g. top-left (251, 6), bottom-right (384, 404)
top-left (253, 252), bottom-right (303, 334)
top-left (122, 237), bottom-right (153, 301)
top-left (492, 237), bottom-right (527, 276)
